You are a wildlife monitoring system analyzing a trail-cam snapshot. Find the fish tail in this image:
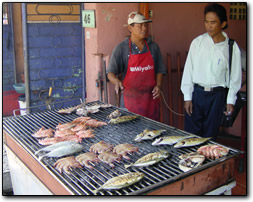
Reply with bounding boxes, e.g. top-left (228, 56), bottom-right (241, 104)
top-left (38, 155), bottom-right (45, 161)
top-left (124, 164), bottom-right (132, 169)
top-left (92, 187), bottom-right (101, 195)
